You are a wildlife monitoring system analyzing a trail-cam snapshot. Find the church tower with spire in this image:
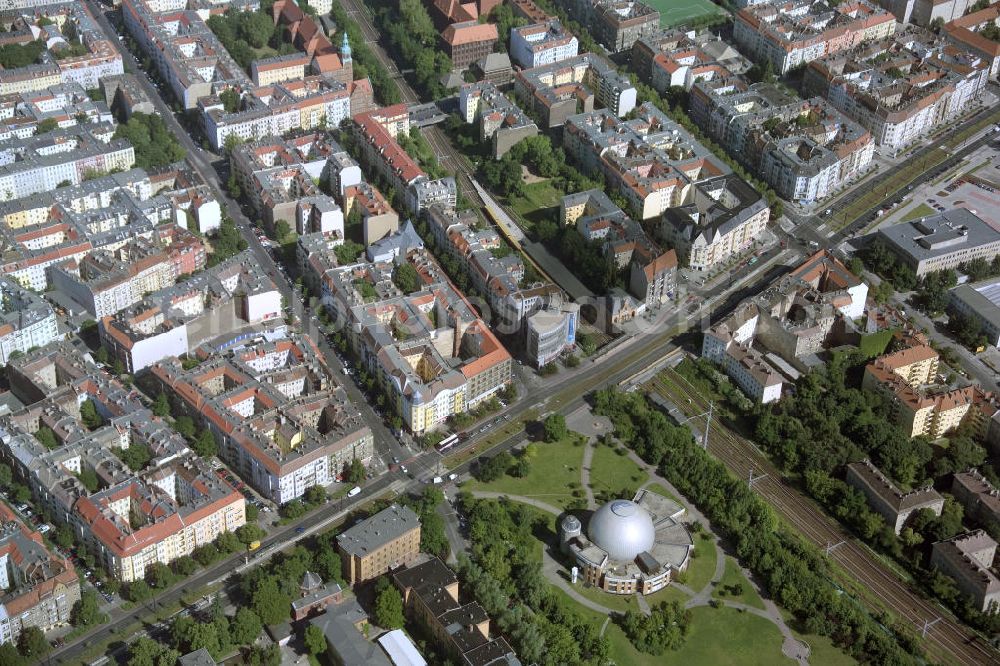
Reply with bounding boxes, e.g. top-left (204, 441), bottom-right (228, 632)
top-left (340, 32), bottom-right (353, 82)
